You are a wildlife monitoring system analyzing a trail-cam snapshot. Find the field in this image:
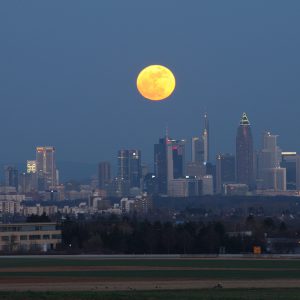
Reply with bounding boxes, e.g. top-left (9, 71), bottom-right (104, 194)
top-left (2, 289), bottom-right (300, 300)
top-left (1, 256), bottom-right (300, 299)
